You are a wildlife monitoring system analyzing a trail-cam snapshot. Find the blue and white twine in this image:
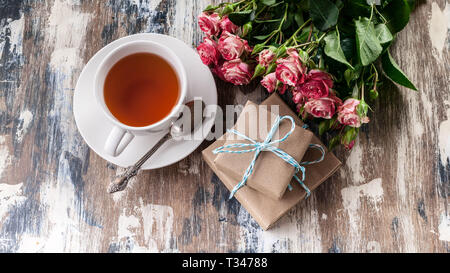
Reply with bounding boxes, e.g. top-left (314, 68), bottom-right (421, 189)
top-left (213, 115), bottom-right (325, 199)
